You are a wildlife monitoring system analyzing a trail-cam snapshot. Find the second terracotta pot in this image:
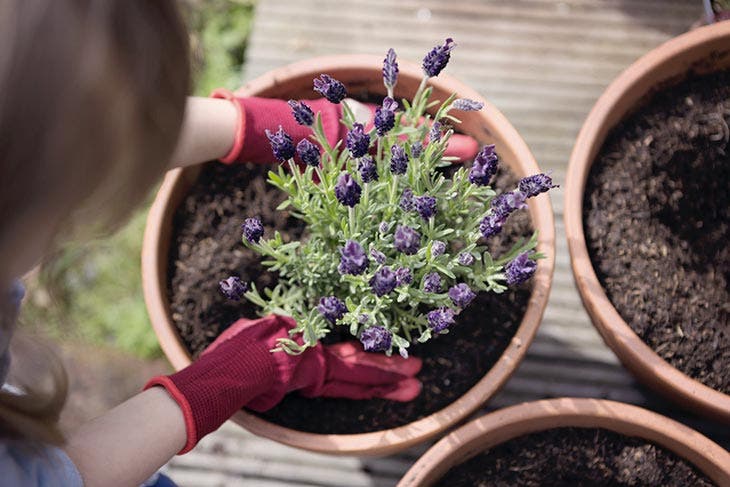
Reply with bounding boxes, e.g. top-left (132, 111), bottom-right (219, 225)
top-left (565, 22), bottom-right (730, 423)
